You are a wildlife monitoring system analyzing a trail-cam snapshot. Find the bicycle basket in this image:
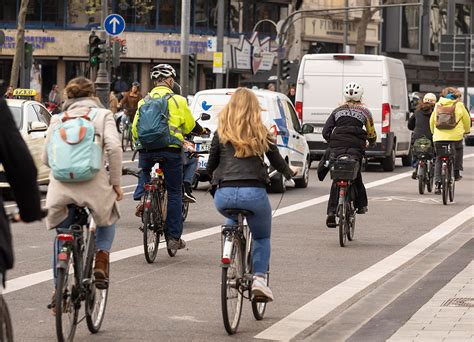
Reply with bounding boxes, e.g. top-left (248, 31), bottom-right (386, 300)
top-left (330, 156), bottom-right (359, 181)
top-left (413, 138), bottom-right (433, 158)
